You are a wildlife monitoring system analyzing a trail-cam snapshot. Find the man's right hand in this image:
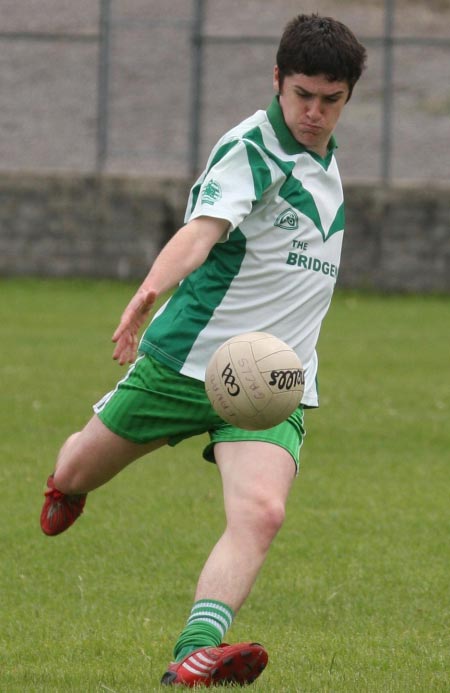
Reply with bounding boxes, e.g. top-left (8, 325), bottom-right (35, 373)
top-left (111, 288), bottom-right (157, 365)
